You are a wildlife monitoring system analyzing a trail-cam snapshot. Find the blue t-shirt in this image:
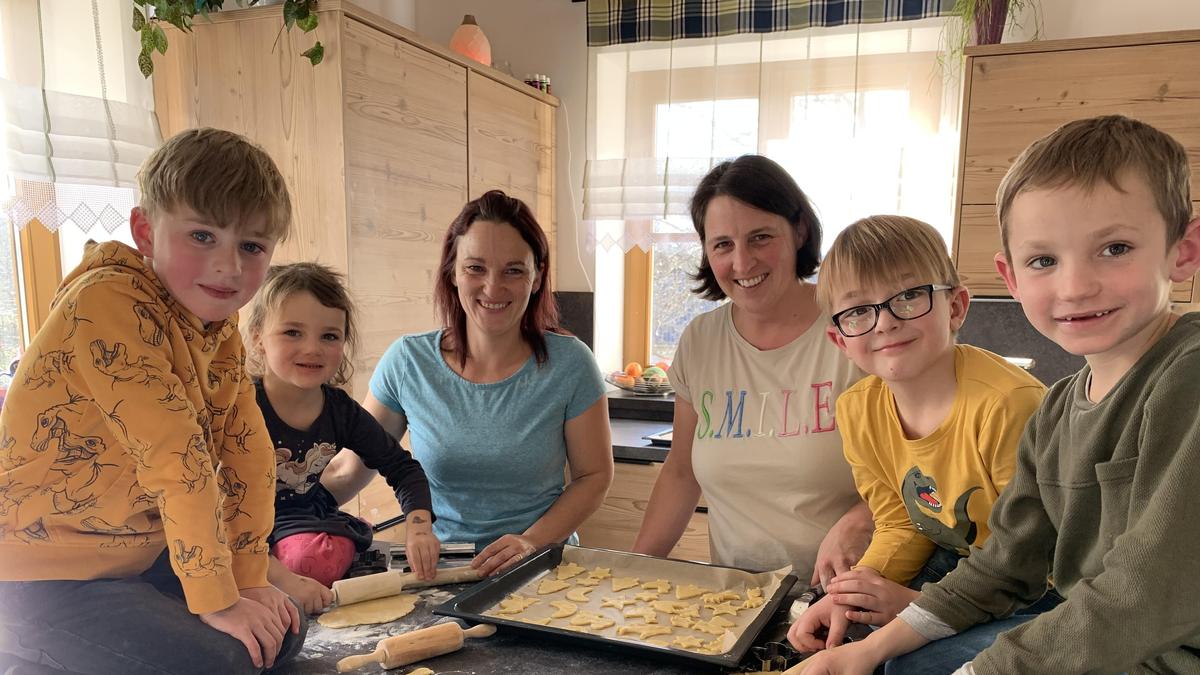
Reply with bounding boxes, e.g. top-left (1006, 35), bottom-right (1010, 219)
top-left (369, 330), bottom-right (605, 548)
